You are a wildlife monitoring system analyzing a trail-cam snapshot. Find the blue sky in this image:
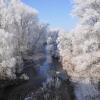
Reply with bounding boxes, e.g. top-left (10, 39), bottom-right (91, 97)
top-left (22, 0), bottom-right (77, 30)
